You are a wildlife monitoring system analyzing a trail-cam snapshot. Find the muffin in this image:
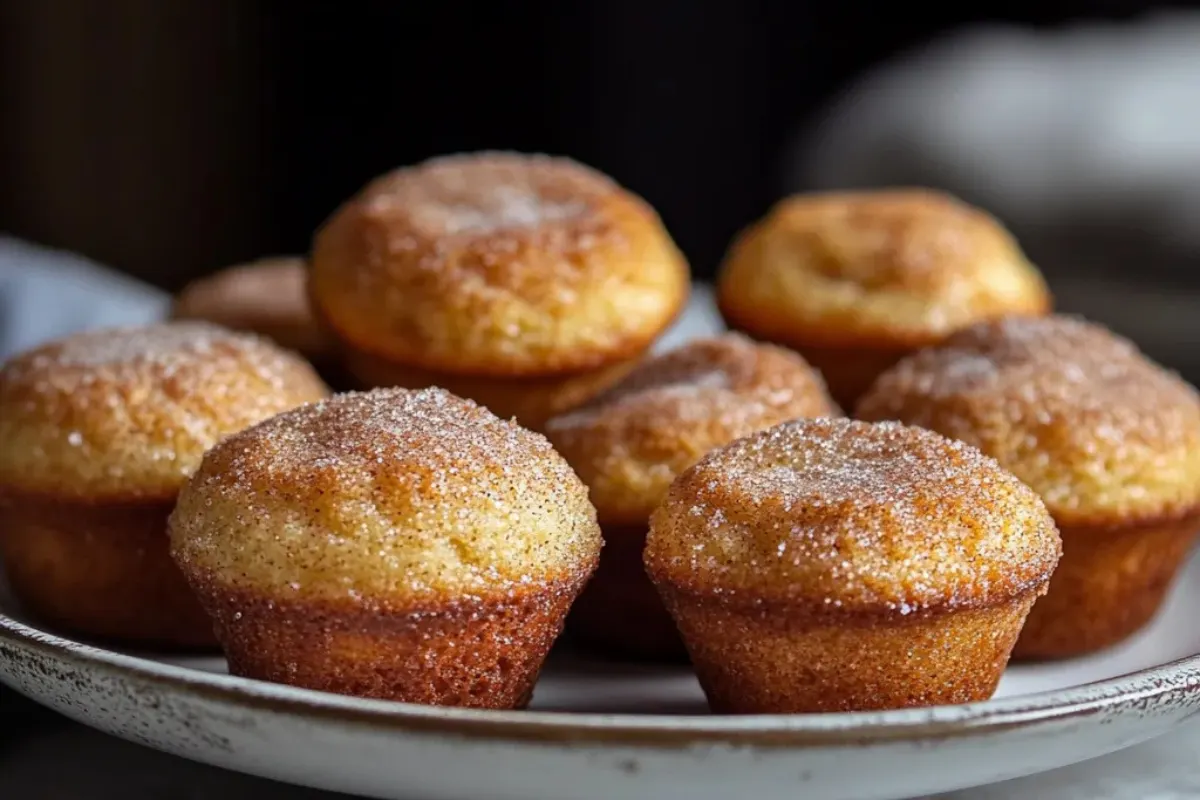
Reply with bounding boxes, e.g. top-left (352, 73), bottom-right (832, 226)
top-left (171, 256), bottom-right (339, 378)
top-left (544, 334), bottom-right (839, 660)
top-left (857, 315), bottom-right (1200, 658)
top-left (168, 387), bottom-right (602, 707)
top-left (0, 322), bottom-right (329, 647)
top-left (645, 418), bottom-right (1060, 713)
top-left (309, 151), bottom-right (690, 430)
top-left (716, 189), bottom-right (1051, 408)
